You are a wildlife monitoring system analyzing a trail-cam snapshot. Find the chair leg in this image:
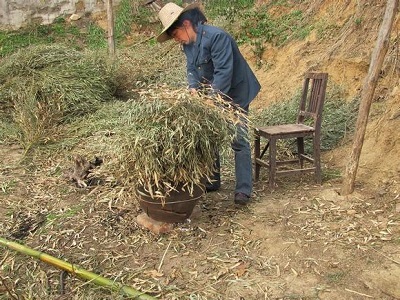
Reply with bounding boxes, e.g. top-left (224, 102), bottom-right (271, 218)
top-left (314, 137), bottom-right (322, 184)
top-left (254, 134), bottom-right (261, 181)
top-left (297, 137), bottom-right (305, 169)
top-left (269, 137), bottom-right (277, 189)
